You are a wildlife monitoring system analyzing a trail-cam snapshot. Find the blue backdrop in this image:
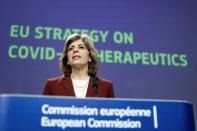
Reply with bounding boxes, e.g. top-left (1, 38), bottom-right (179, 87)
top-left (0, 0), bottom-right (196, 126)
